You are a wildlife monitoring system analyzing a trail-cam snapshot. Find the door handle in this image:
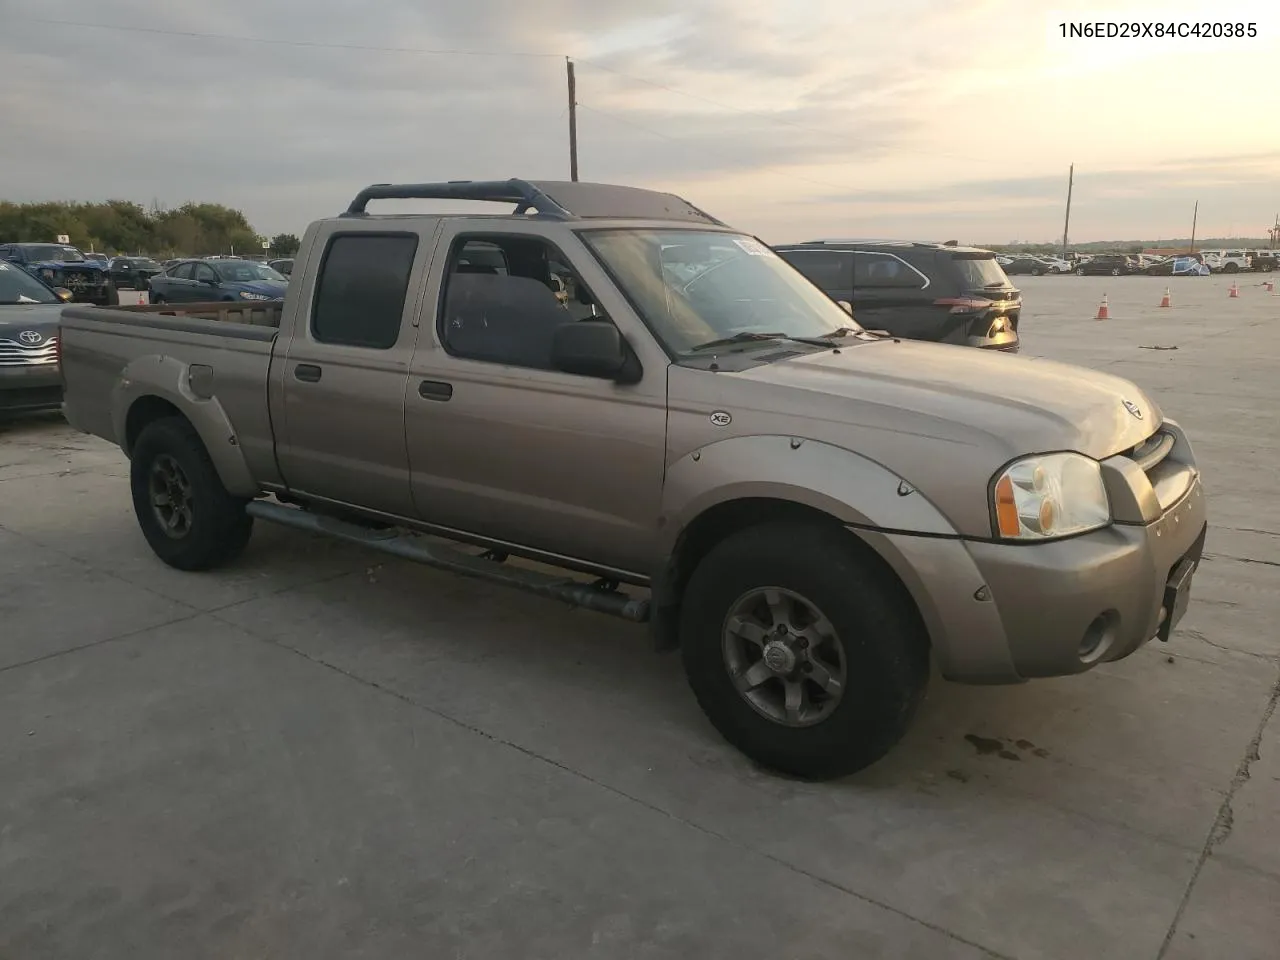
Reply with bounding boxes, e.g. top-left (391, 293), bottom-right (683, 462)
top-left (294, 364), bottom-right (322, 383)
top-left (418, 380), bottom-right (453, 401)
